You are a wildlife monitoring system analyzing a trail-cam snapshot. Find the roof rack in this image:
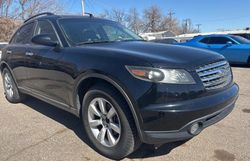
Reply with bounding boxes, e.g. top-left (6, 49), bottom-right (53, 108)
top-left (84, 12), bottom-right (94, 18)
top-left (24, 12), bottom-right (54, 23)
